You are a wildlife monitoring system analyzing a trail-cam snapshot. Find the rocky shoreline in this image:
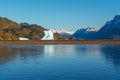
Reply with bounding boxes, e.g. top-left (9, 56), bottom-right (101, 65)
top-left (0, 40), bottom-right (120, 44)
